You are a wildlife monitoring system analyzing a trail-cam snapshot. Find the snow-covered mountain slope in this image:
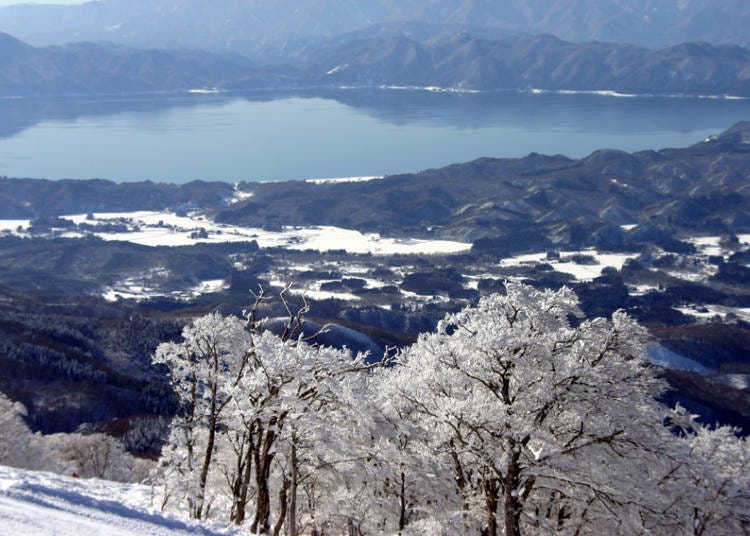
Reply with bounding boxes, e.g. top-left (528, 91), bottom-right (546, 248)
top-left (0, 465), bottom-right (238, 536)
